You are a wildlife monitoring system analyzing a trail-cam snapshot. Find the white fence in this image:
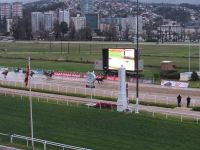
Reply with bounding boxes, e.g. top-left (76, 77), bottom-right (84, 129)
top-left (0, 133), bottom-right (91, 150)
top-left (1, 79), bottom-right (200, 107)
